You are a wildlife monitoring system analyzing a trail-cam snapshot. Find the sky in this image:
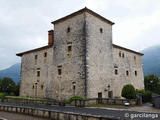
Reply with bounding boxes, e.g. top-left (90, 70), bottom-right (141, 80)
top-left (0, 0), bottom-right (160, 70)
